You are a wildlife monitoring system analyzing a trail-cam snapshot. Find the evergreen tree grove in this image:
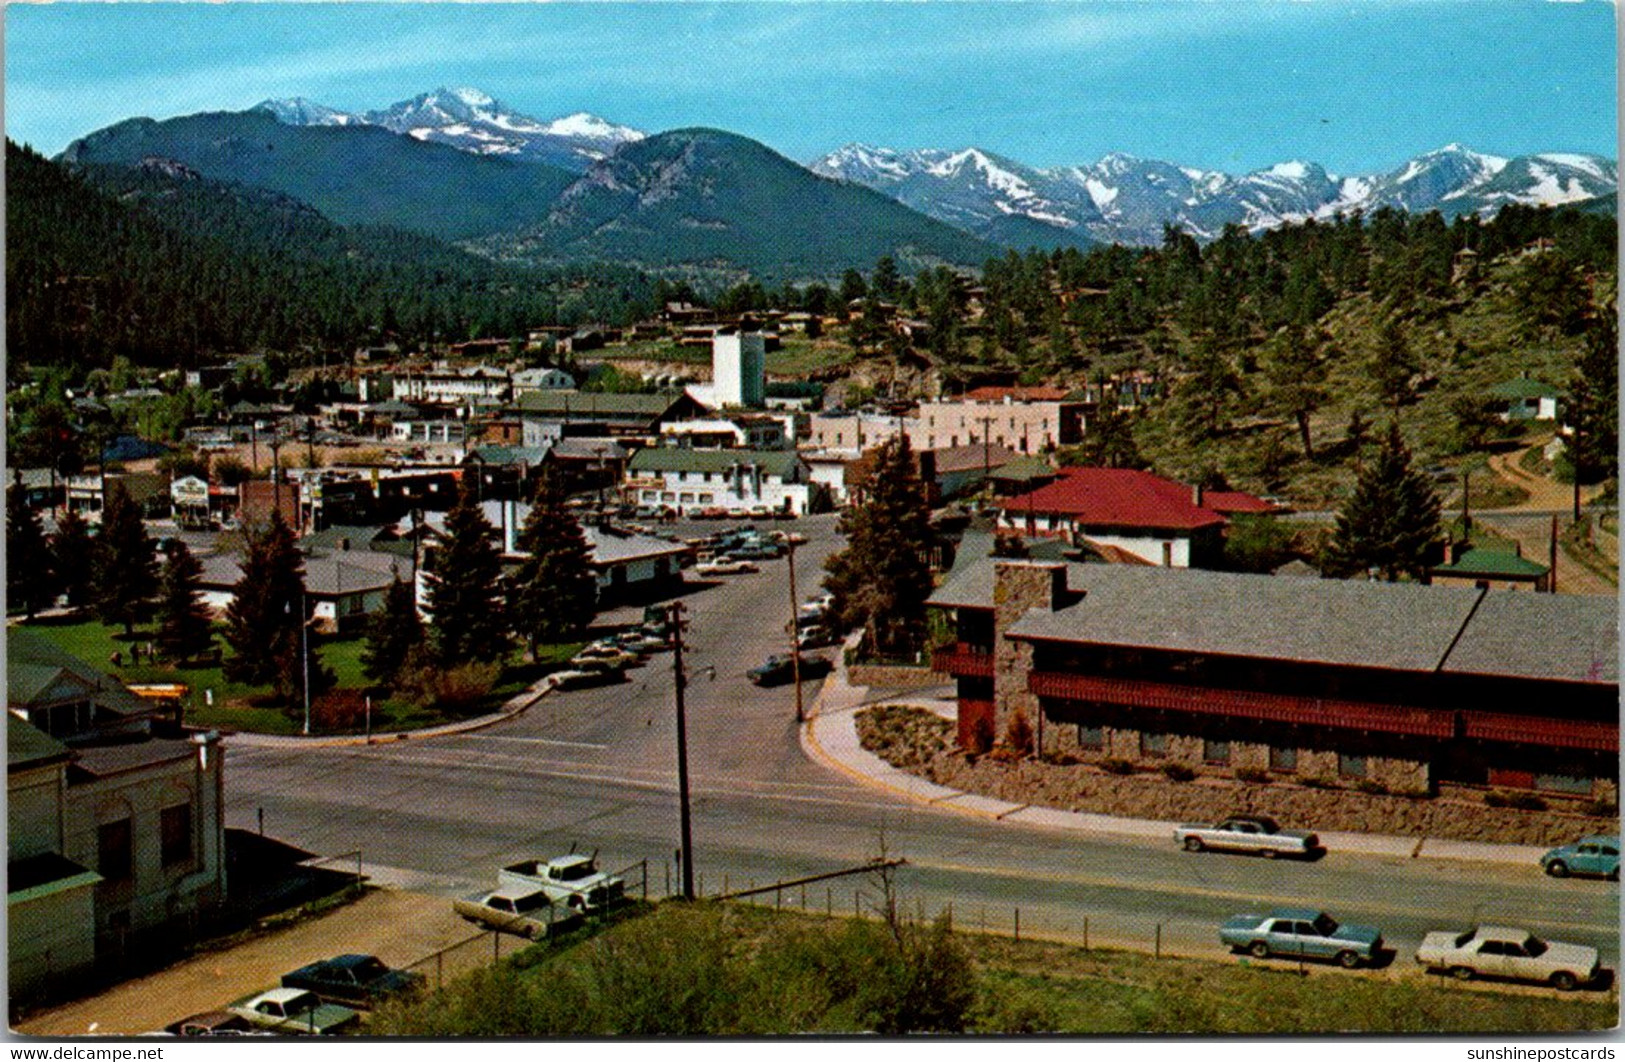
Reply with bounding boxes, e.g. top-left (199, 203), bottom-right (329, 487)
top-left (508, 469), bottom-right (598, 658)
top-left (1324, 422), bottom-right (1443, 581)
top-left (823, 435), bottom-right (935, 658)
top-left (361, 576), bottom-right (424, 688)
top-left (155, 540), bottom-right (214, 662)
top-left (427, 487), bottom-right (511, 667)
top-left (94, 482), bottom-right (158, 635)
top-left (49, 507), bottom-right (95, 611)
top-left (223, 512), bottom-right (329, 704)
top-left (7, 482), bottom-right (56, 619)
